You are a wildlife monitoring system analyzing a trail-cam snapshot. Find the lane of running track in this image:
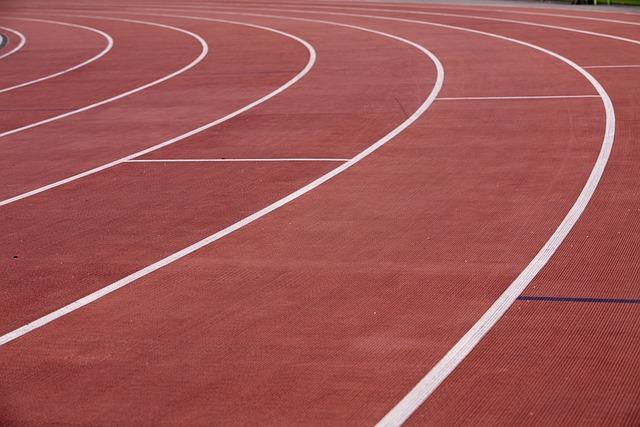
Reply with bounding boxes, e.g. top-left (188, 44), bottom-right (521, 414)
top-left (0, 5), bottom-right (618, 425)
top-left (401, 15), bottom-right (640, 427)
top-left (0, 26), bottom-right (25, 60)
top-left (0, 11), bottom-right (437, 334)
top-left (245, 2), bottom-right (640, 41)
top-left (0, 15), bottom-right (204, 134)
top-left (364, 2), bottom-right (640, 23)
top-left (198, 6), bottom-right (640, 424)
top-left (73, 0), bottom-right (640, 23)
top-left (0, 18), bottom-right (108, 92)
top-left (269, 5), bottom-right (640, 424)
top-left (13, 0), bottom-right (640, 23)
top-left (0, 12), bottom-right (315, 201)
top-left (250, 3), bottom-right (639, 424)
